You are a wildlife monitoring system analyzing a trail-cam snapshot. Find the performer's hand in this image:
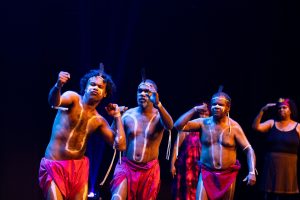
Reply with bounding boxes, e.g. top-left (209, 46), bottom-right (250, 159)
top-left (261, 103), bottom-right (276, 112)
top-left (194, 103), bottom-right (208, 113)
top-left (105, 103), bottom-right (121, 118)
top-left (56, 71), bottom-right (70, 88)
top-left (119, 106), bottom-right (128, 114)
top-left (148, 87), bottom-right (160, 107)
top-left (170, 165), bottom-right (176, 178)
top-left (243, 173), bottom-right (256, 186)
